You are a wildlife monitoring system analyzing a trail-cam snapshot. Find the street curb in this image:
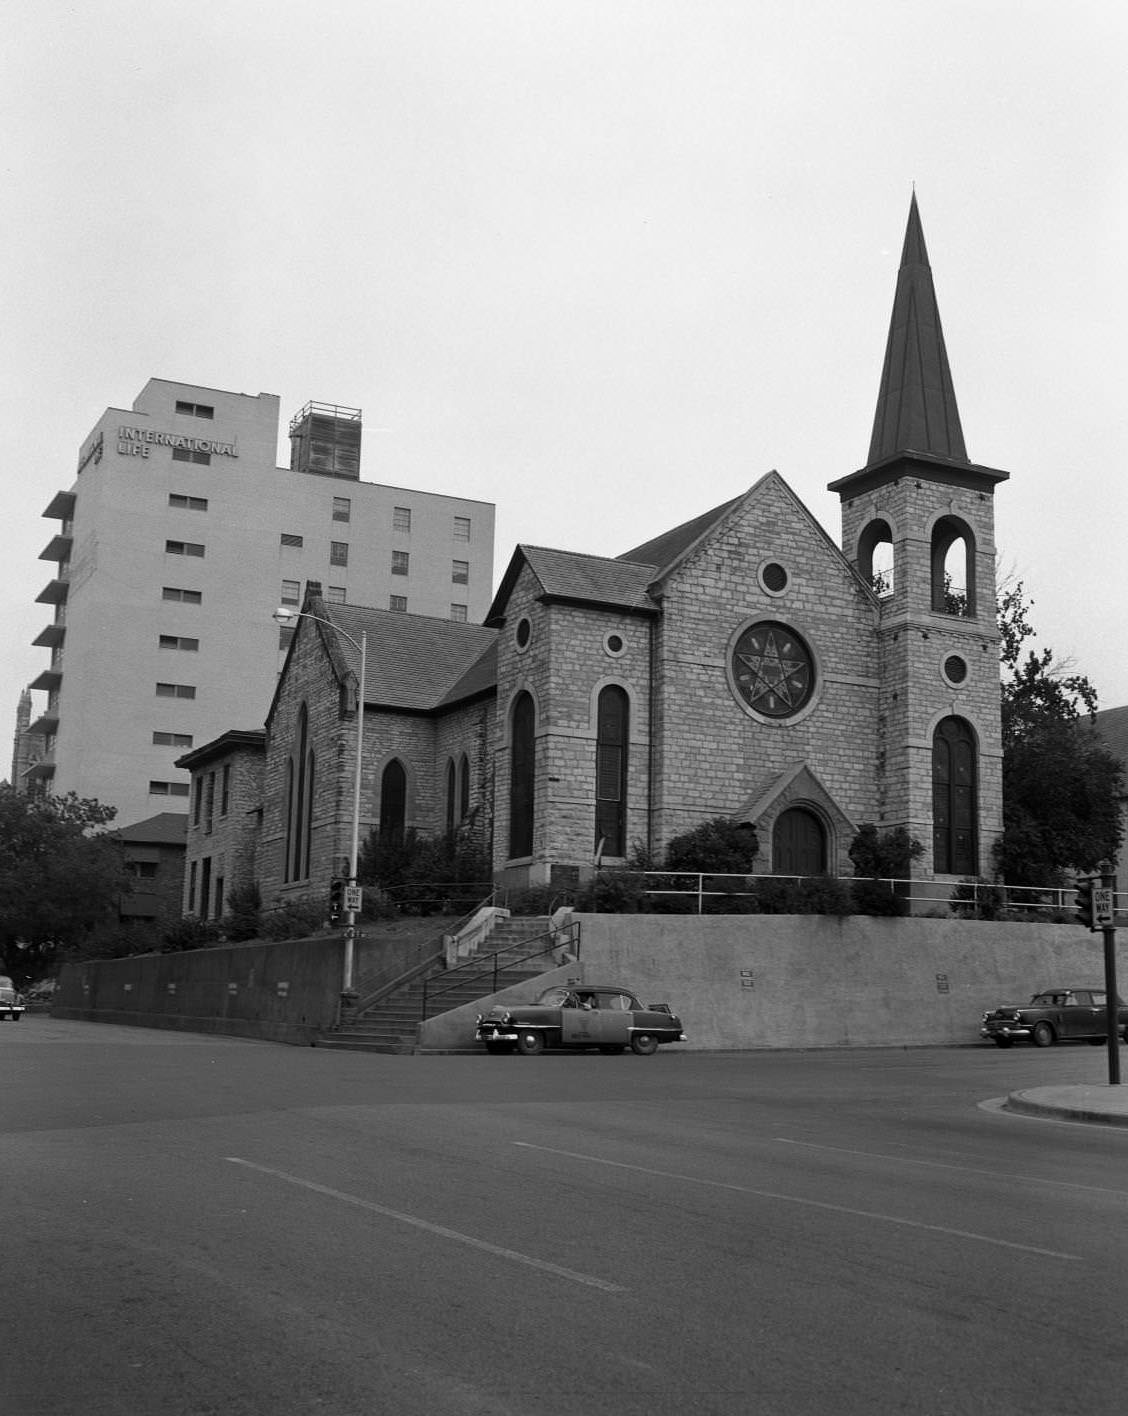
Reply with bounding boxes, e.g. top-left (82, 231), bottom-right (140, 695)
top-left (1005, 1089), bottom-right (1128, 1128)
